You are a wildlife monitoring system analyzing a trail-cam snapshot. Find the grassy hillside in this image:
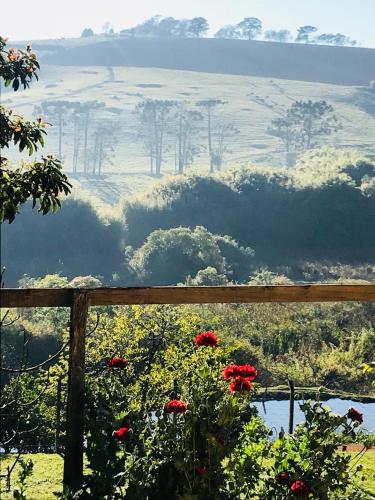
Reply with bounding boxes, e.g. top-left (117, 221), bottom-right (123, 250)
top-left (5, 63), bottom-right (375, 210)
top-left (37, 37), bottom-right (375, 86)
top-left (4, 37), bottom-right (375, 211)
